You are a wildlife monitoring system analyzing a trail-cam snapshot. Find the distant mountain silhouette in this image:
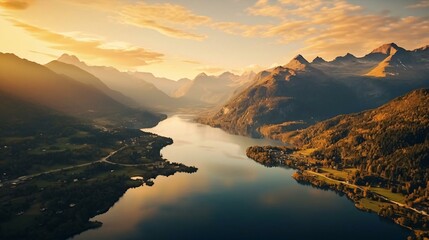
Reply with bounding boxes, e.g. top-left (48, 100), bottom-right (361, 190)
top-left (173, 71), bottom-right (254, 106)
top-left (199, 43), bottom-right (429, 137)
top-left (199, 55), bottom-right (359, 136)
top-left (130, 71), bottom-right (190, 96)
top-left (365, 45), bottom-right (427, 78)
top-left (0, 53), bottom-right (164, 128)
top-left (57, 54), bottom-right (177, 111)
top-left (311, 56), bottom-right (327, 64)
top-left (46, 60), bottom-right (137, 107)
